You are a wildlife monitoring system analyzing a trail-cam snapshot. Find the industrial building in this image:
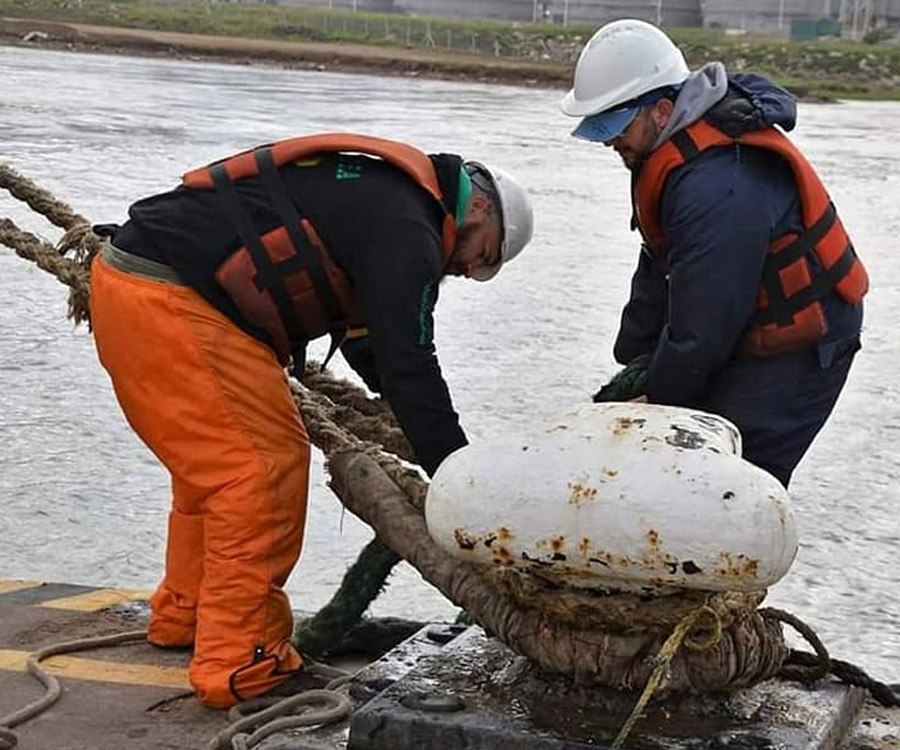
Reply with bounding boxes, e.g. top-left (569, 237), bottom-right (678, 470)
top-left (284, 0), bottom-right (900, 33)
